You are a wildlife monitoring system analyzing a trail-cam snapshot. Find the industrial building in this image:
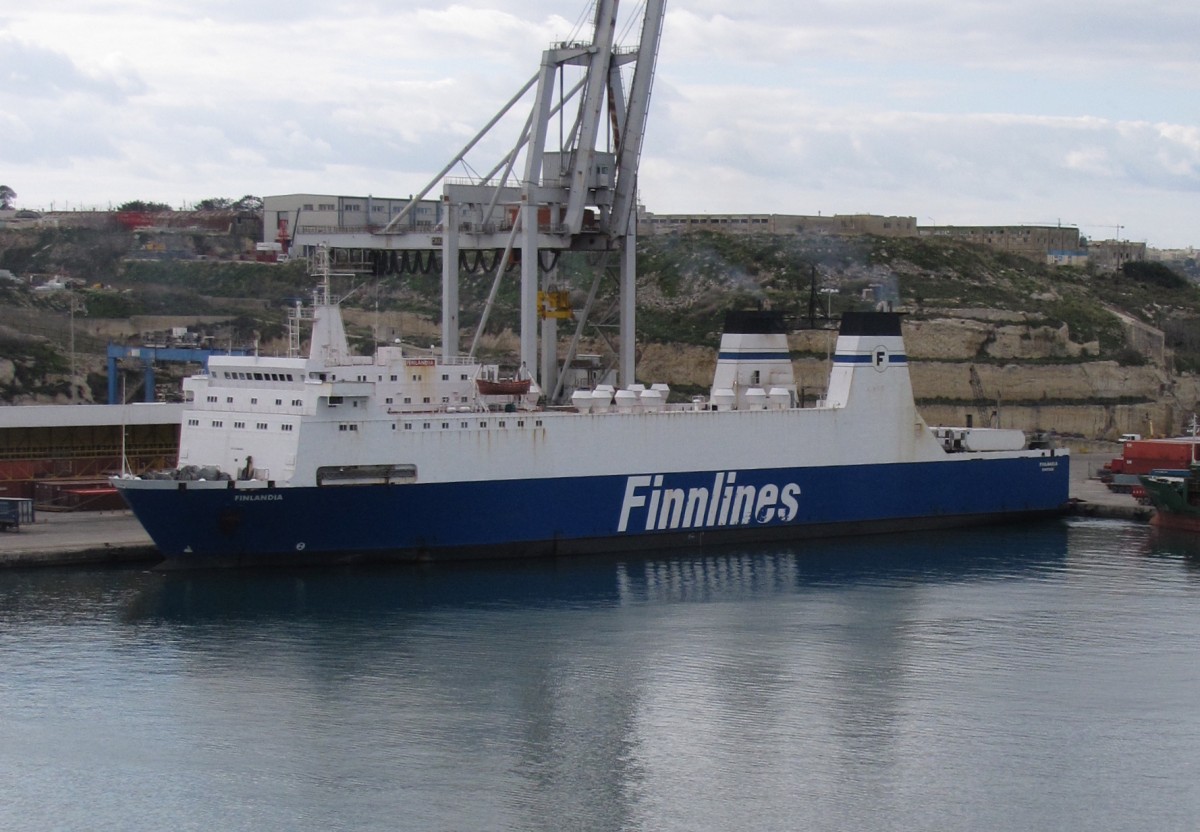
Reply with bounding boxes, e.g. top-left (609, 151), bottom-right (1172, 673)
top-left (263, 194), bottom-right (442, 253)
top-left (0, 403), bottom-right (183, 508)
